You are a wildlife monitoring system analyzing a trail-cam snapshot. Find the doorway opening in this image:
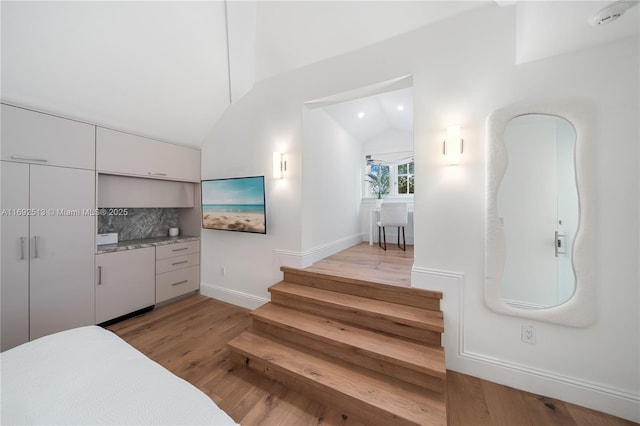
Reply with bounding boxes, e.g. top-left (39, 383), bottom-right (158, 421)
top-left (301, 75), bottom-right (415, 268)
